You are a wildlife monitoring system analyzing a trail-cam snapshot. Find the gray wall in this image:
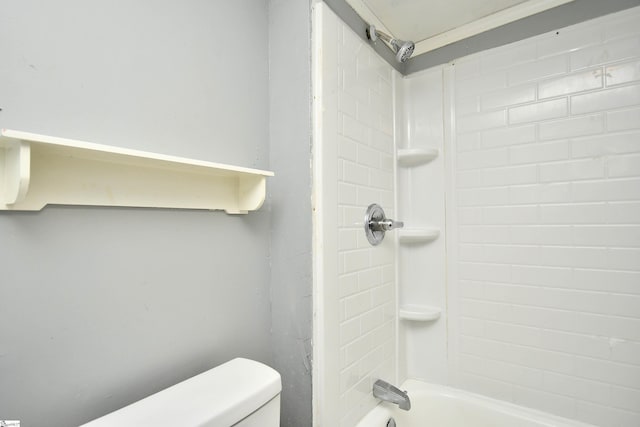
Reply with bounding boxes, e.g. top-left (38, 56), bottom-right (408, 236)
top-left (268, 1), bottom-right (313, 426)
top-left (0, 1), bottom-right (274, 426)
